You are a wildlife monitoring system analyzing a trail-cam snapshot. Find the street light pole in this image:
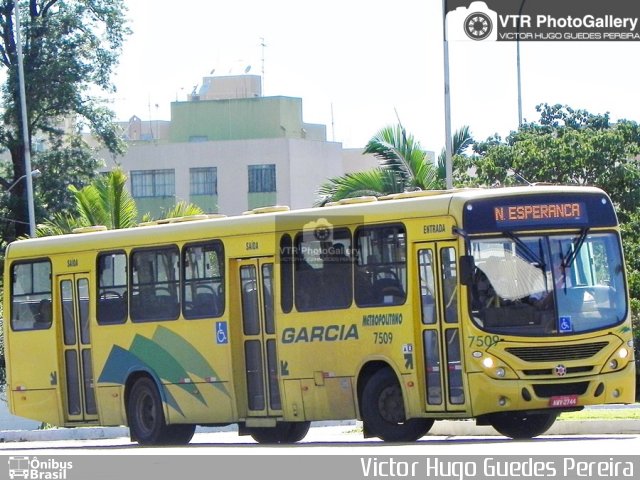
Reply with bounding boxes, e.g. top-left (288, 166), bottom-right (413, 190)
top-left (442, 0), bottom-right (453, 189)
top-left (7, 169), bottom-right (41, 193)
top-left (516, 0), bottom-right (527, 127)
top-left (14, 2), bottom-right (37, 237)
